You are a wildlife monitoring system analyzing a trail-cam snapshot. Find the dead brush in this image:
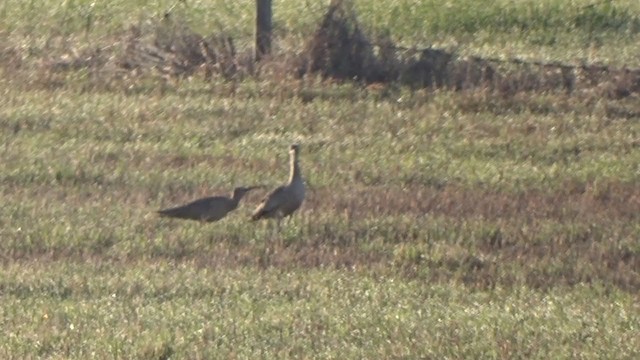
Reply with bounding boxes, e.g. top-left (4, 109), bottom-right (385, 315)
top-left (297, 0), bottom-right (640, 98)
top-left (297, 0), bottom-right (381, 81)
top-left (119, 16), bottom-right (244, 80)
